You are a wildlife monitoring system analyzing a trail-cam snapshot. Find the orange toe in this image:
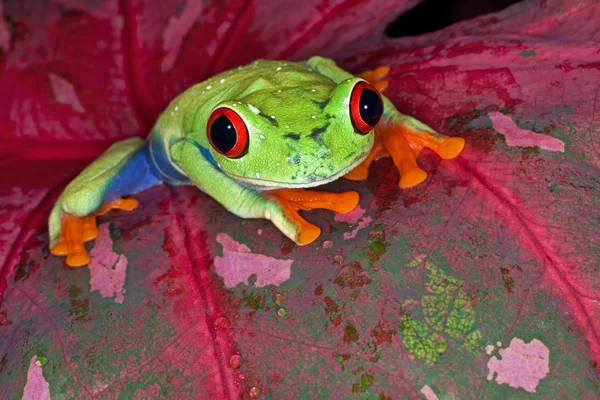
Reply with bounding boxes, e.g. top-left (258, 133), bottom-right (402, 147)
top-left (296, 223), bottom-right (321, 246)
top-left (66, 249), bottom-right (91, 267)
top-left (436, 137), bottom-right (465, 159)
top-left (93, 197), bottom-right (139, 216)
top-left (52, 197), bottom-right (138, 267)
top-left (265, 189), bottom-right (359, 245)
top-left (374, 80), bottom-right (389, 93)
top-left (399, 168), bottom-right (428, 188)
top-left (335, 191), bottom-right (359, 214)
top-left (50, 237), bottom-right (68, 256)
